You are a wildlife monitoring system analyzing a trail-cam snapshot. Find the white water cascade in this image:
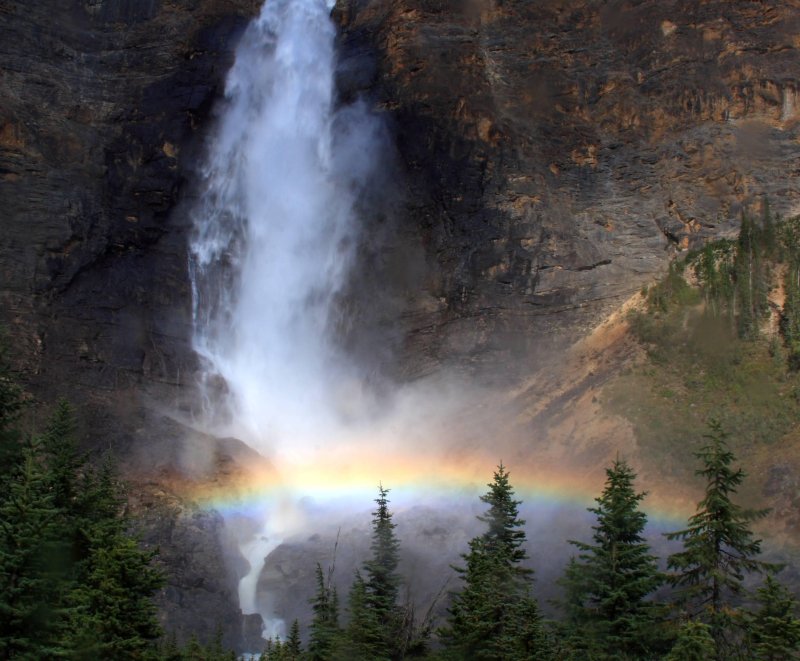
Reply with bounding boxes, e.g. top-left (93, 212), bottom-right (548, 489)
top-left (189, 0), bottom-right (386, 639)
